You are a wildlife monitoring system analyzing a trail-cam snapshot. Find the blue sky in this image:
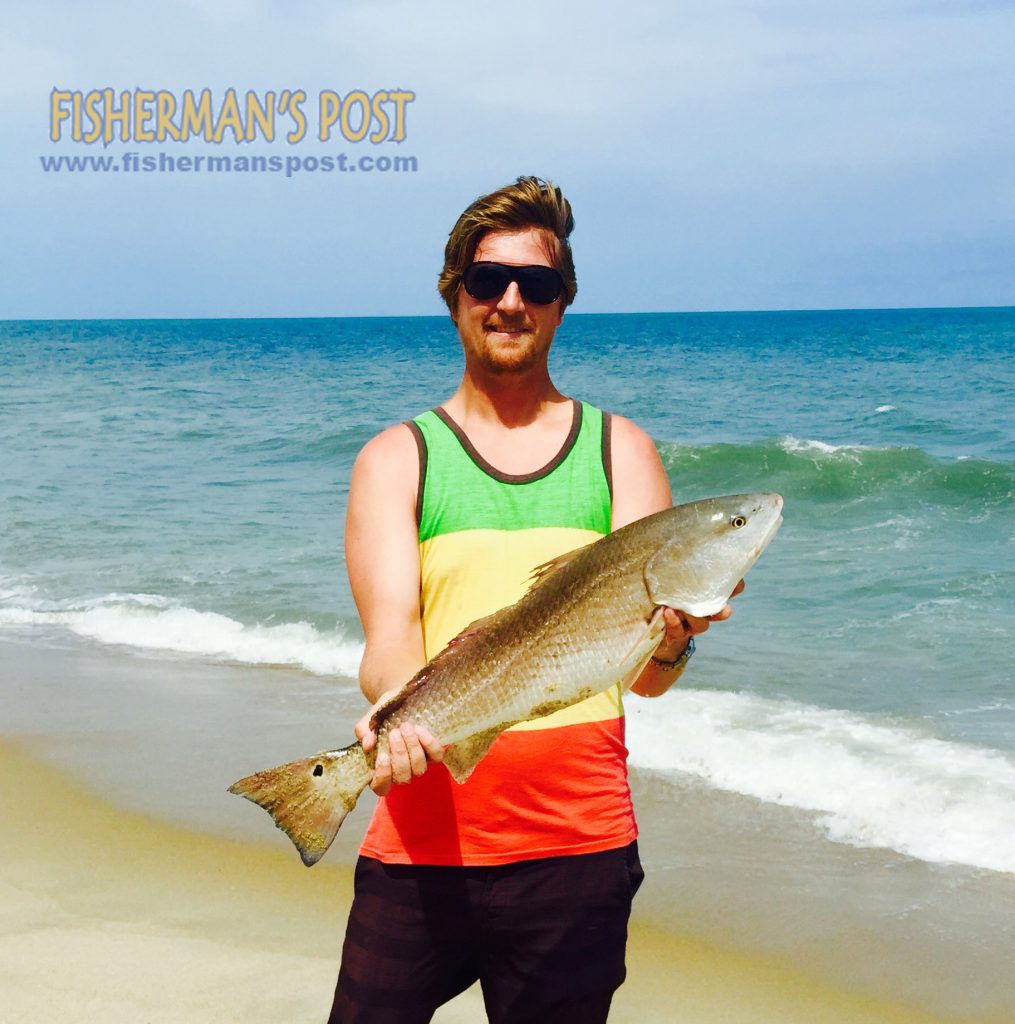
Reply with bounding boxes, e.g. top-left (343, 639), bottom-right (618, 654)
top-left (1, 0), bottom-right (1013, 317)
